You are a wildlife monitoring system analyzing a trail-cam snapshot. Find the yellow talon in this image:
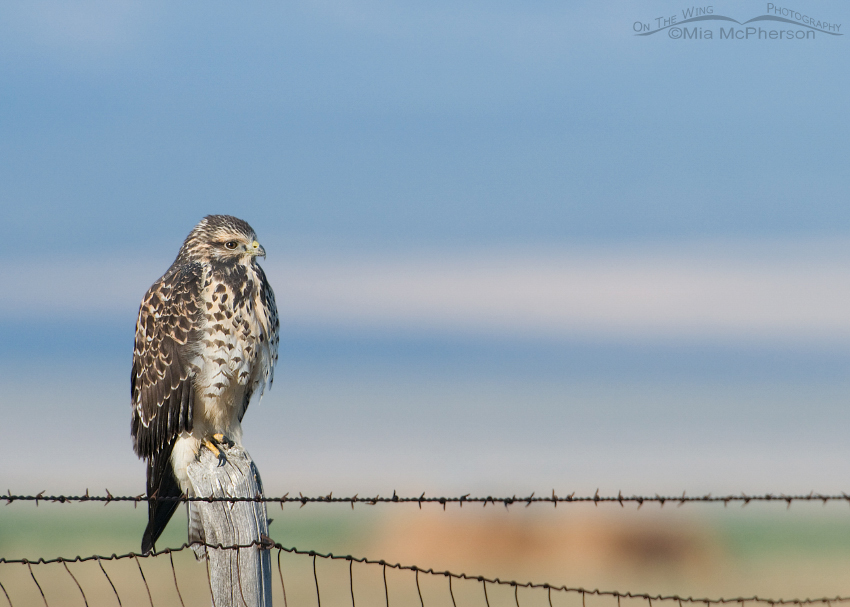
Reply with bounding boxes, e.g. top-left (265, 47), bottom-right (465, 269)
top-left (213, 433), bottom-right (225, 443)
top-left (203, 439), bottom-right (221, 458)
